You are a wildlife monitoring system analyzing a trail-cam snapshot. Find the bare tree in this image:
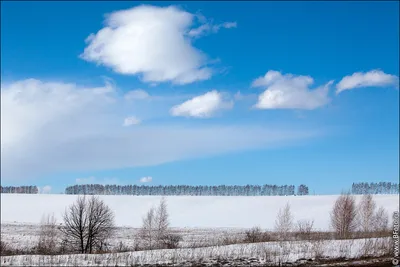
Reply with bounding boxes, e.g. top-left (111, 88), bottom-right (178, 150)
top-left (330, 193), bottom-right (358, 239)
top-left (138, 197), bottom-right (181, 250)
top-left (358, 194), bottom-right (376, 233)
top-left (373, 206), bottom-right (389, 234)
top-left (60, 195), bottom-right (115, 254)
top-left (155, 197), bottom-right (169, 243)
top-left (138, 206), bottom-right (156, 250)
top-left (37, 213), bottom-right (58, 254)
top-left (296, 219), bottom-right (314, 241)
top-left (274, 202), bottom-right (293, 240)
